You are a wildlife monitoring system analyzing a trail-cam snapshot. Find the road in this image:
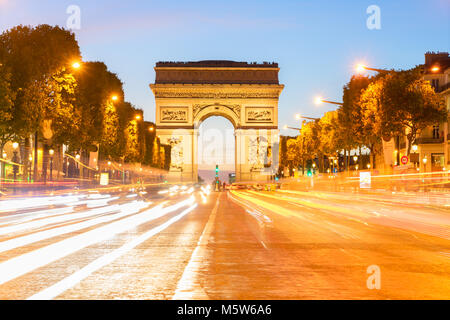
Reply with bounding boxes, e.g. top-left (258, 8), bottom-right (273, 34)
top-left (0, 183), bottom-right (449, 299)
